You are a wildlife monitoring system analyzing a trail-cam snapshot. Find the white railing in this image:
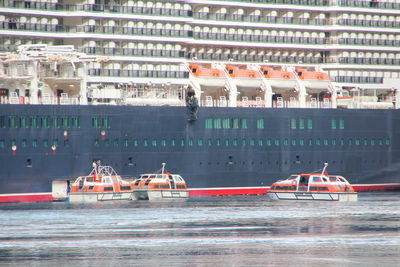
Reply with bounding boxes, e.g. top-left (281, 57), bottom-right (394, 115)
top-left (0, 96), bottom-right (80, 105)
